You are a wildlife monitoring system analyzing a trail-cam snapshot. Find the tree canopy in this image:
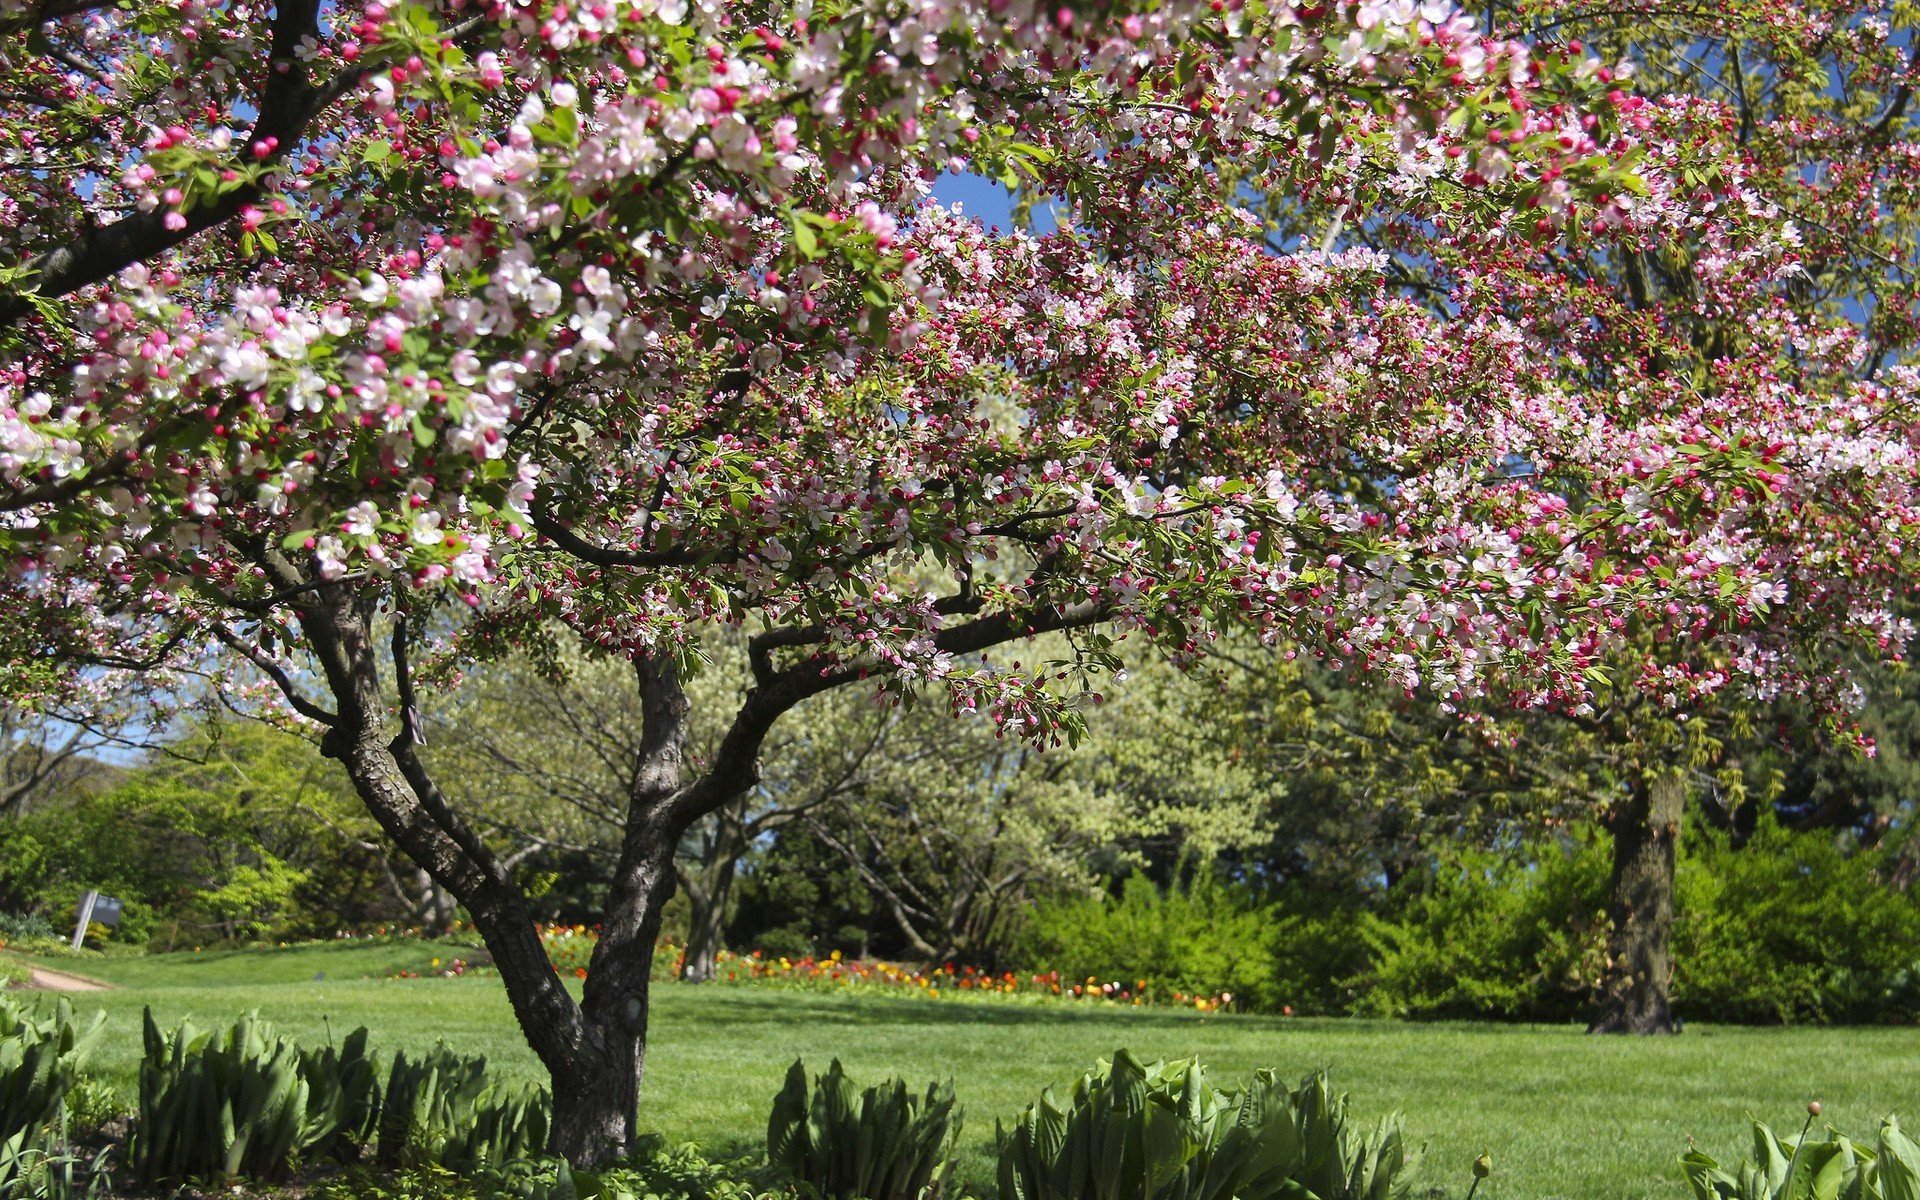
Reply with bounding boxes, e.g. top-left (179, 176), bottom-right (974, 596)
top-left (4, 0), bottom-right (1919, 1165)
